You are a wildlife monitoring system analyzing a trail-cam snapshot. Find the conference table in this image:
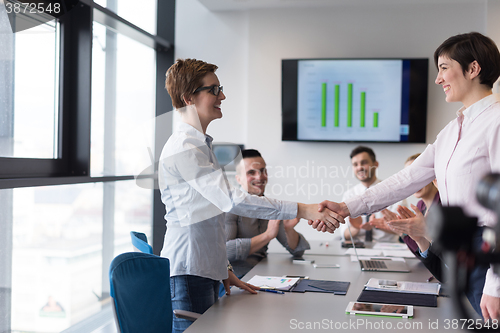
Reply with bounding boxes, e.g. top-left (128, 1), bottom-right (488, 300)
top-left (185, 241), bottom-right (479, 332)
top-left (267, 238), bottom-right (375, 256)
